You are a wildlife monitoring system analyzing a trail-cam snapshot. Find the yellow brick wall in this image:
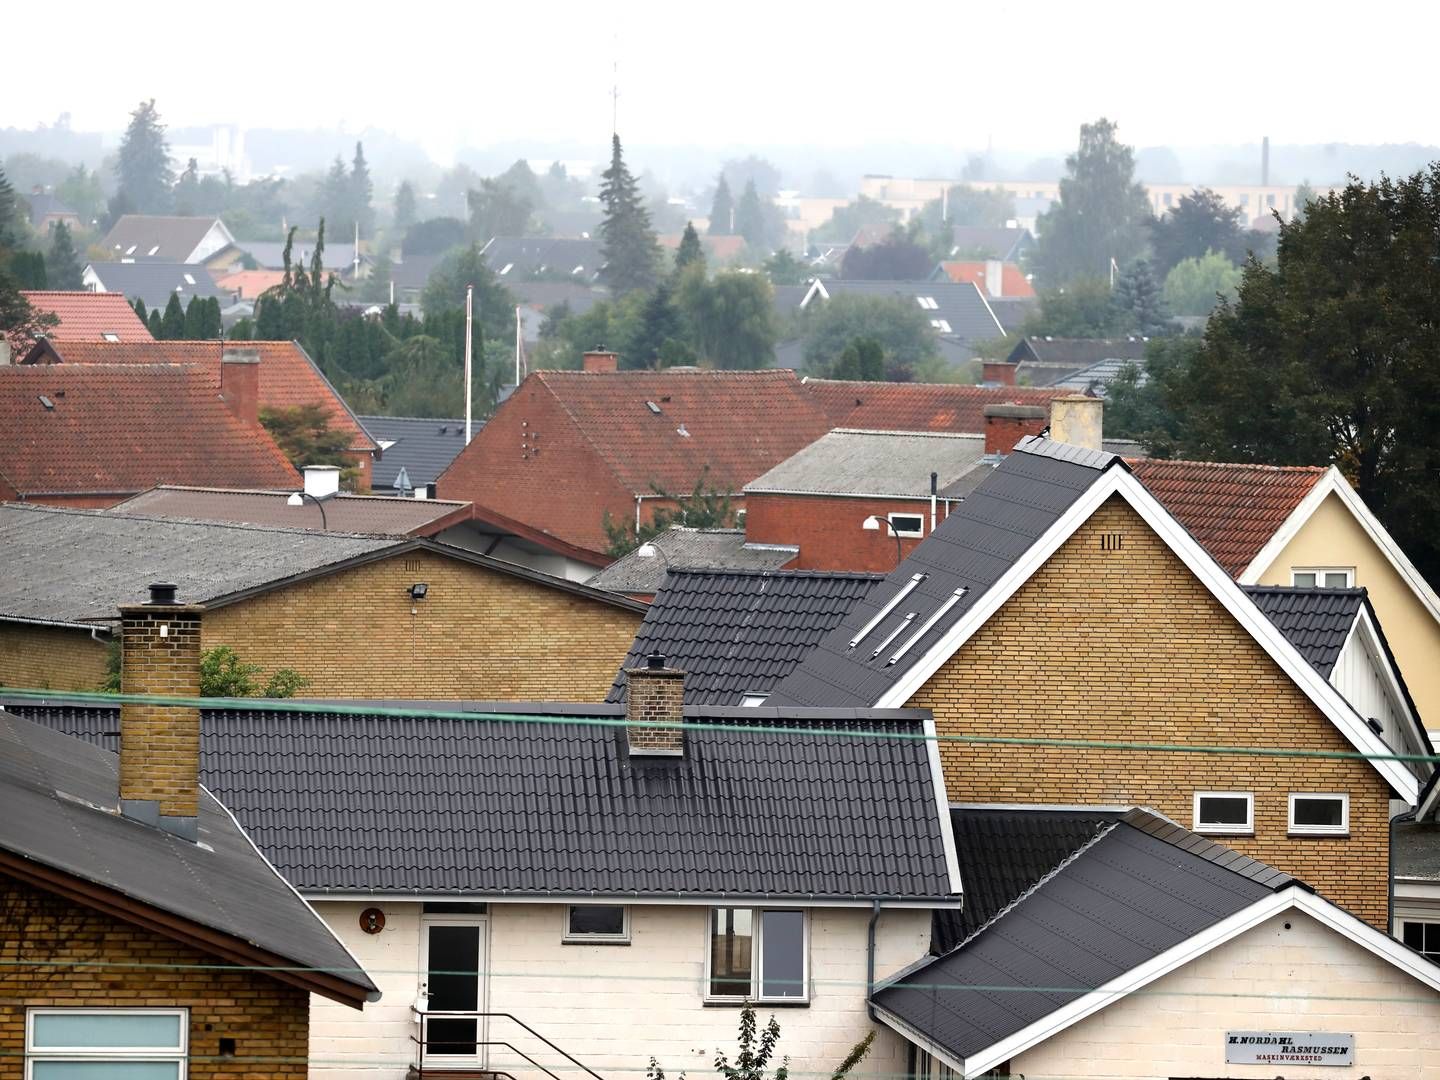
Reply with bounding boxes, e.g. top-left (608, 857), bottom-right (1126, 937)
top-left (0, 871), bottom-right (310, 1078)
top-left (911, 496), bottom-right (1391, 929)
top-left (203, 549), bottom-right (642, 700)
top-left (119, 606), bottom-right (202, 817)
top-left (0, 623), bottom-right (108, 692)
